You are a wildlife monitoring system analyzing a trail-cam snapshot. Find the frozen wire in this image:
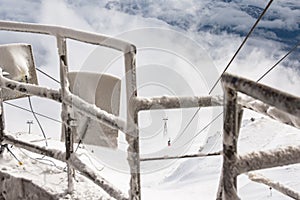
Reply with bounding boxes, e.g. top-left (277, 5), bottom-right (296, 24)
top-left (5, 144), bottom-right (23, 165)
top-left (18, 148), bottom-right (65, 172)
top-left (178, 112), bottom-right (223, 148)
top-left (78, 151), bottom-right (105, 172)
